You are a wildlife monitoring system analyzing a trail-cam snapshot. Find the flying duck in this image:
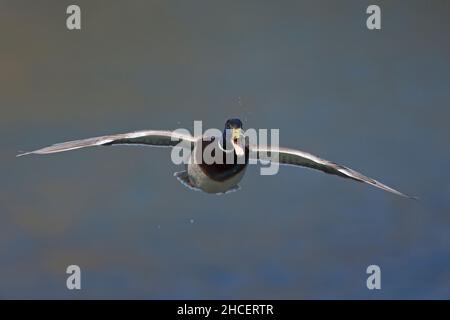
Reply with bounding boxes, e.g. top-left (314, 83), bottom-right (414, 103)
top-left (17, 118), bottom-right (414, 198)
